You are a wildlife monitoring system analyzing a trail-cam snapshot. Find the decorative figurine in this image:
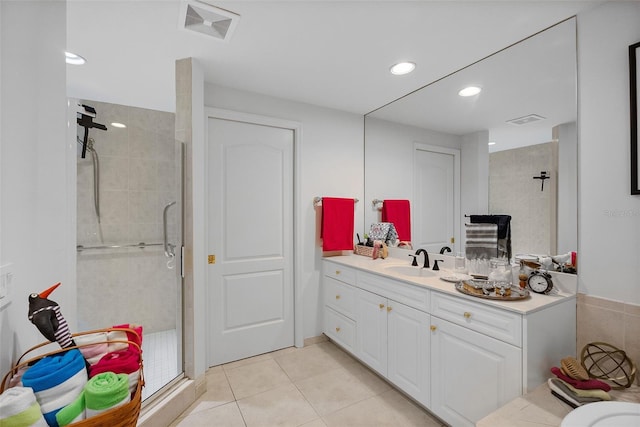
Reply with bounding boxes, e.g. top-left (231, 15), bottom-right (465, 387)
top-left (28, 282), bottom-right (75, 348)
